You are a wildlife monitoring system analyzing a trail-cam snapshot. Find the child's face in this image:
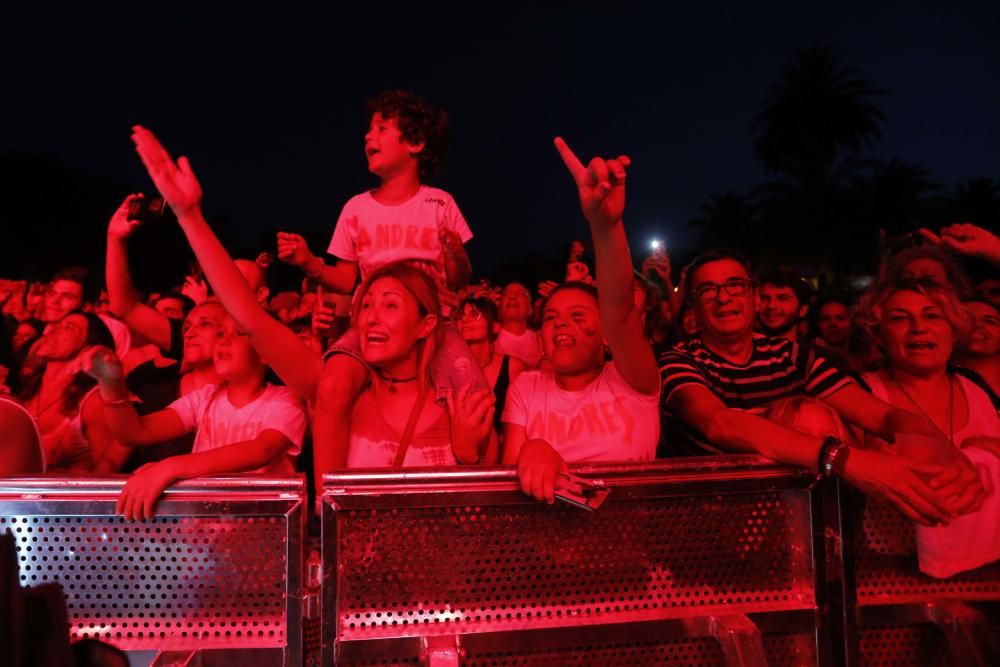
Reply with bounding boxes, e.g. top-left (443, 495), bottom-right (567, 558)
top-left (364, 112), bottom-right (420, 178)
top-left (213, 316), bottom-right (265, 380)
top-left (541, 288), bottom-right (606, 375)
